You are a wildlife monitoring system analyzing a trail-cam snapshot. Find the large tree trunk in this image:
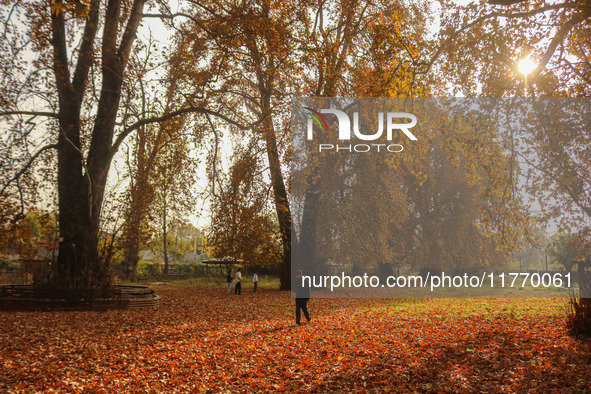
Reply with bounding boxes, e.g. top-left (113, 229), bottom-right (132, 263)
top-left (124, 204), bottom-right (142, 282)
top-left (54, 112), bottom-right (101, 288)
top-left (51, 24), bottom-right (101, 287)
top-left (49, 0), bottom-right (147, 289)
top-left (123, 129), bottom-right (151, 282)
top-left (262, 112), bottom-right (292, 290)
top-left (298, 178), bottom-right (321, 276)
